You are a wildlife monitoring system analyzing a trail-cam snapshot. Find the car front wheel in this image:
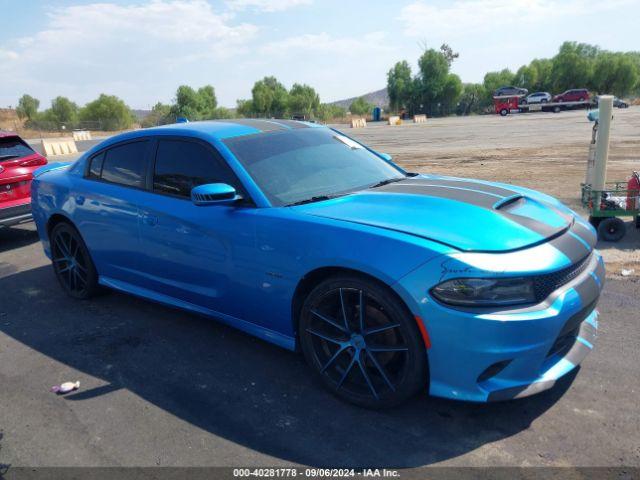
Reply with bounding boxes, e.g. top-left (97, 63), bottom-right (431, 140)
top-left (299, 275), bottom-right (428, 408)
top-left (50, 222), bottom-right (99, 299)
